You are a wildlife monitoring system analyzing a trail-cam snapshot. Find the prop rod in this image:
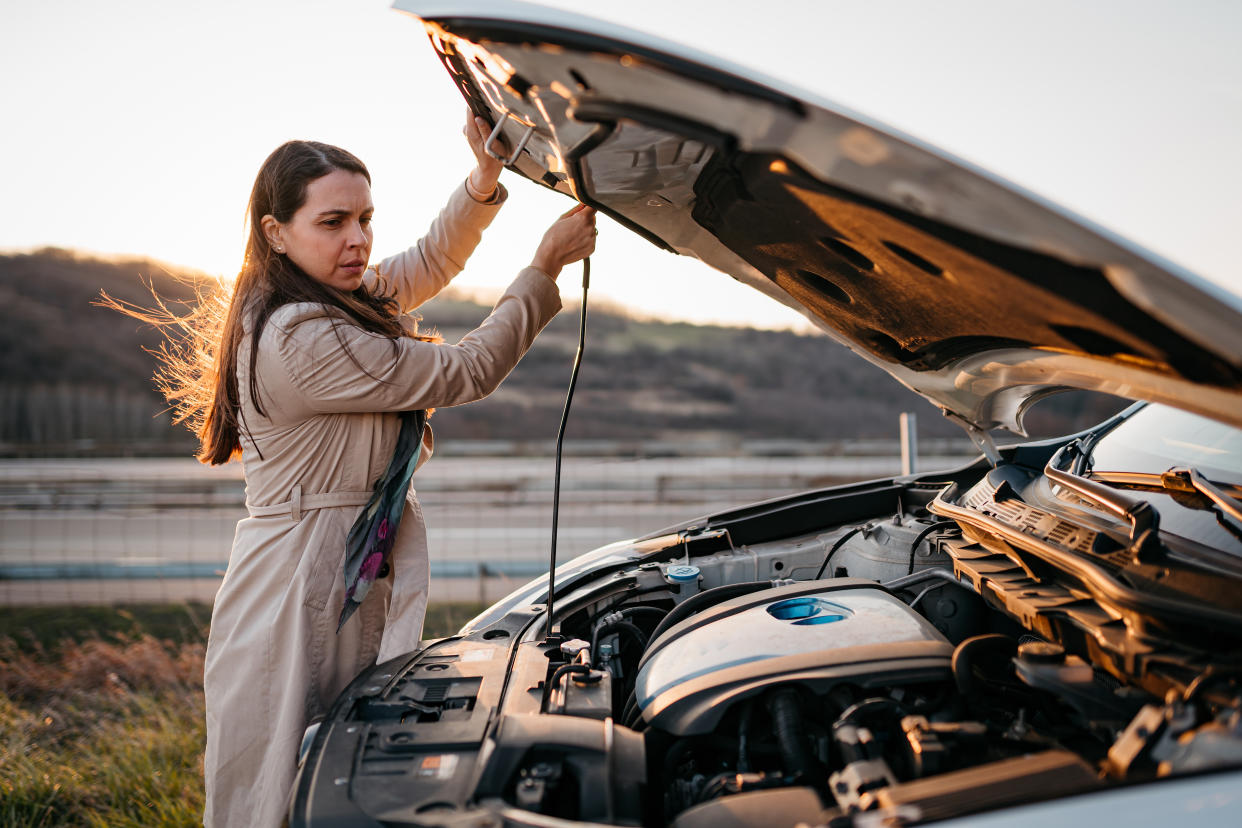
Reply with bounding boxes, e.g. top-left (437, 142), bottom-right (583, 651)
top-left (546, 256), bottom-right (590, 643)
